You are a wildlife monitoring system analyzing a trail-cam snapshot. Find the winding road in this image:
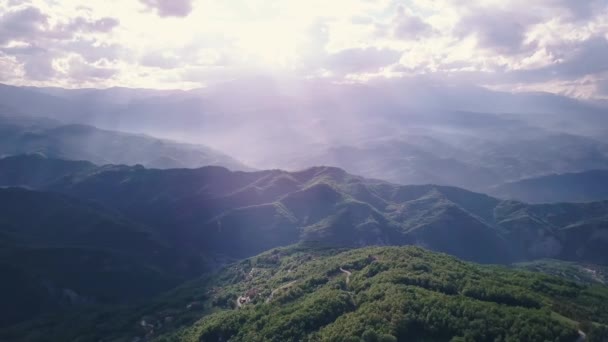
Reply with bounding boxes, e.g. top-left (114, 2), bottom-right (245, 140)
top-left (340, 267), bottom-right (352, 285)
top-left (266, 280), bottom-right (298, 303)
top-left (576, 330), bottom-right (587, 342)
